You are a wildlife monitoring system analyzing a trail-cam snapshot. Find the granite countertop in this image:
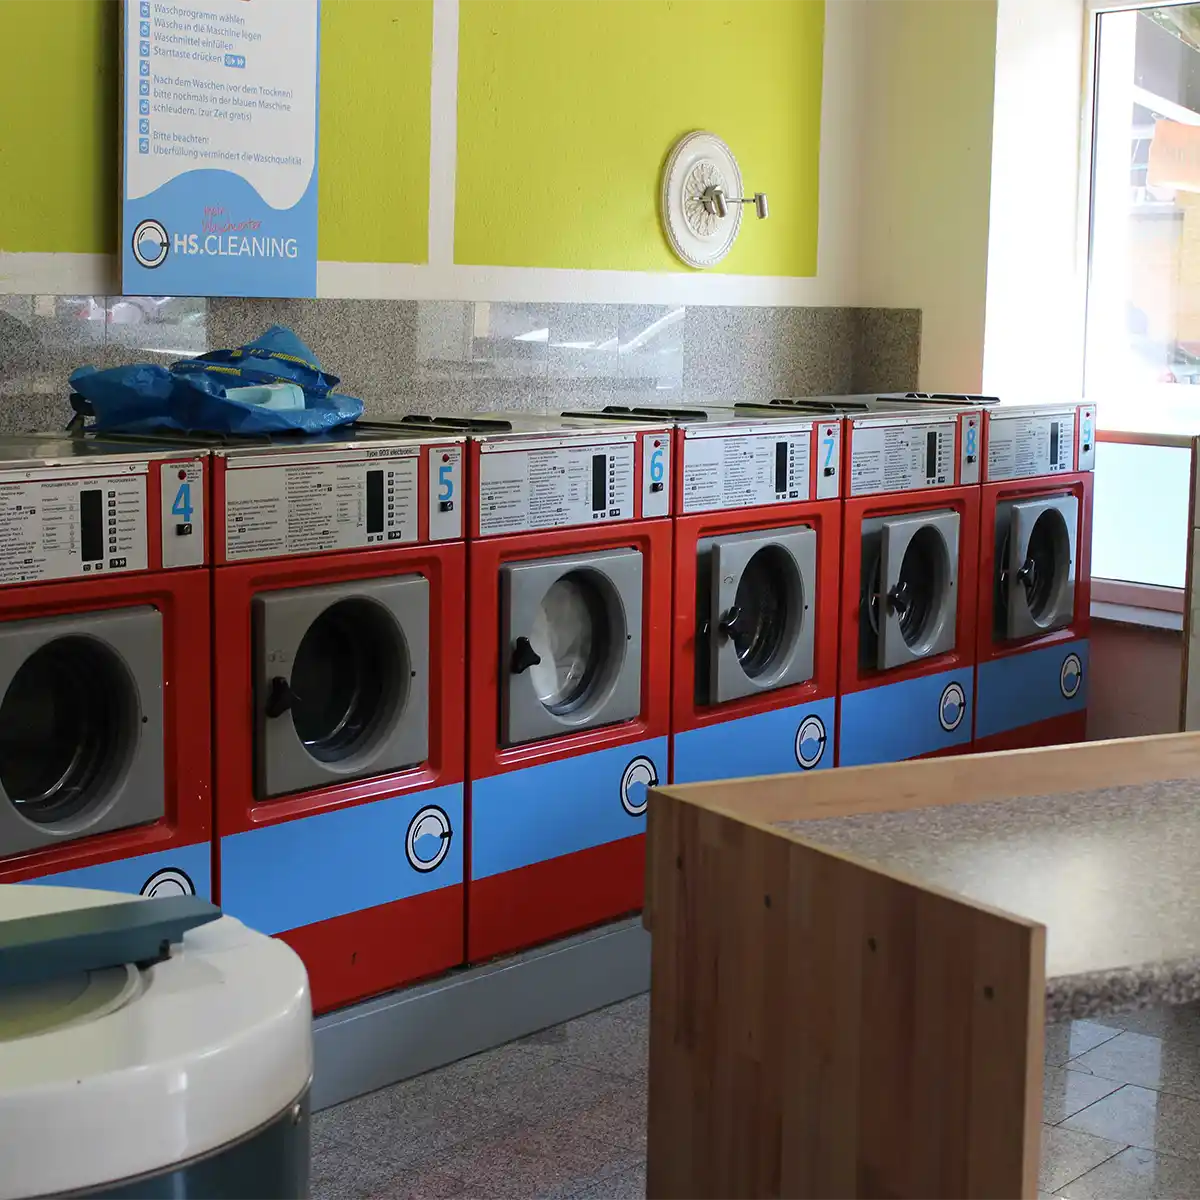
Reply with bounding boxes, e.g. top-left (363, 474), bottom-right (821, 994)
top-left (778, 779), bottom-right (1200, 1022)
